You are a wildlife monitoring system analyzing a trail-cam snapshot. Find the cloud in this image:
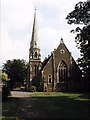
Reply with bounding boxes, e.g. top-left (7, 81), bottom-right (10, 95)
top-left (1, 24), bottom-right (30, 64)
top-left (1, 0), bottom-right (34, 30)
top-left (1, 0), bottom-right (83, 67)
top-left (1, 0), bottom-right (34, 64)
top-left (39, 27), bottom-right (59, 59)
